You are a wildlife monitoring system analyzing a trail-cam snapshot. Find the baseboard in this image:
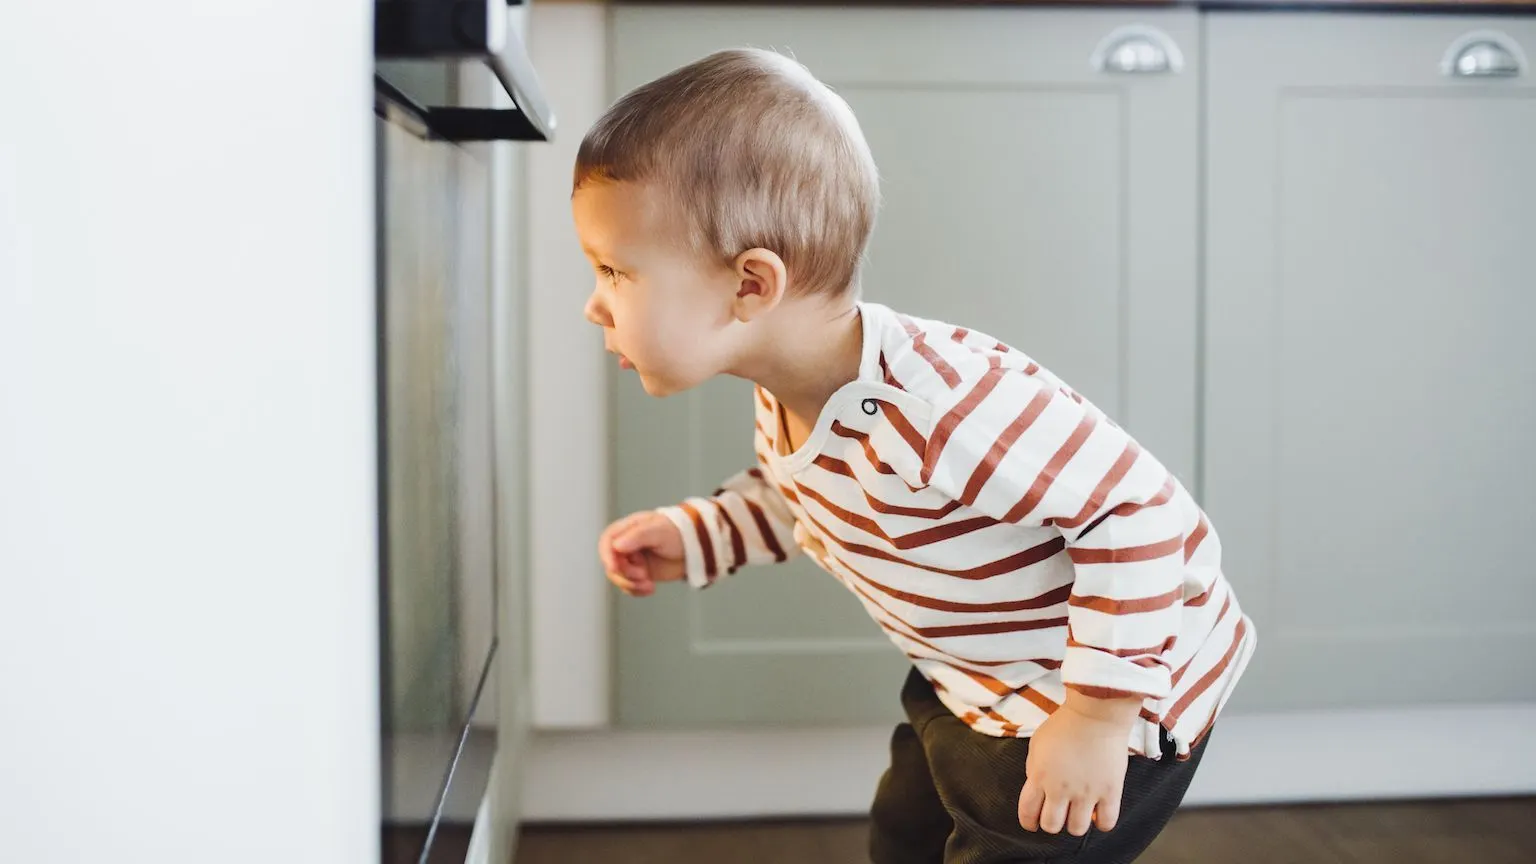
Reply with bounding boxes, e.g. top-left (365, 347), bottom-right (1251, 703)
top-left (521, 703), bottom-right (1536, 822)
